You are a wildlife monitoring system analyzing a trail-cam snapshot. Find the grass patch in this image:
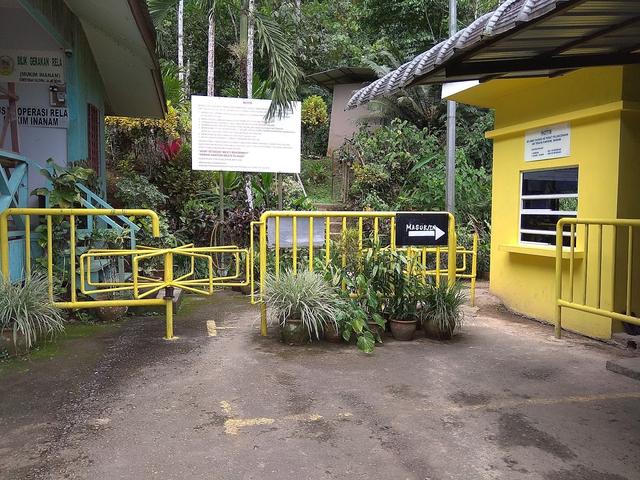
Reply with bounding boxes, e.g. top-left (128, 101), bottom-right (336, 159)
top-left (0, 322), bottom-right (120, 376)
top-left (301, 157), bottom-right (336, 205)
